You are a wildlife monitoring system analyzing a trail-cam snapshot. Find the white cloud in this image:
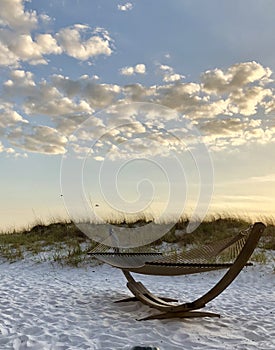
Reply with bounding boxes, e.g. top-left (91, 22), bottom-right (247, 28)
top-left (0, 30), bottom-right (61, 66)
top-left (8, 125), bottom-right (67, 155)
top-left (0, 31), bottom-right (61, 66)
top-left (94, 156), bottom-right (105, 161)
top-left (24, 94), bottom-right (93, 117)
top-left (0, 0), bottom-right (57, 66)
top-left (0, 104), bottom-right (28, 130)
top-left (155, 82), bottom-right (202, 113)
top-left (36, 34), bottom-right (62, 55)
top-left (199, 115), bottom-right (275, 150)
top-left (159, 65), bottom-right (172, 72)
top-left (0, 0), bottom-right (38, 32)
top-left (0, 141), bottom-right (17, 156)
top-left (39, 14), bottom-right (51, 24)
top-left (1, 61), bottom-right (275, 157)
top-left (249, 119), bottom-right (262, 128)
top-left (227, 86), bottom-right (272, 116)
top-left (123, 83), bottom-right (156, 101)
top-left (201, 61), bottom-right (272, 94)
top-left (55, 114), bottom-right (90, 136)
top-left (56, 25), bottom-right (112, 60)
top-left (51, 74), bottom-right (82, 98)
top-left (158, 64), bottom-right (184, 83)
top-left (163, 73), bottom-right (184, 83)
top-left (3, 71), bottom-right (121, 117)
top-left (0, 2), bottom-right (113, 67)
top-left (81, 83), bottom-right (121, 108)
top-left (3, 69), bottom-right (40, 107)
top-left (0, 41), bottom-right (20, 66)
top-left (119, 66), bottom-right (135, 76)
top-left (135, 64), bottom-right (146, 74)
top-left (200, 118), bottom-right (244, 137)
top-left (6, 69), bottom-right (36, 87)
top-left (118, 3), bottom-right (133, 11)
top-left (11, 34), bottom-right (49, 64)
top-left (189, 99), bottom-right (229, 120)
top-left (120, 63), bottom-right (146, 76)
